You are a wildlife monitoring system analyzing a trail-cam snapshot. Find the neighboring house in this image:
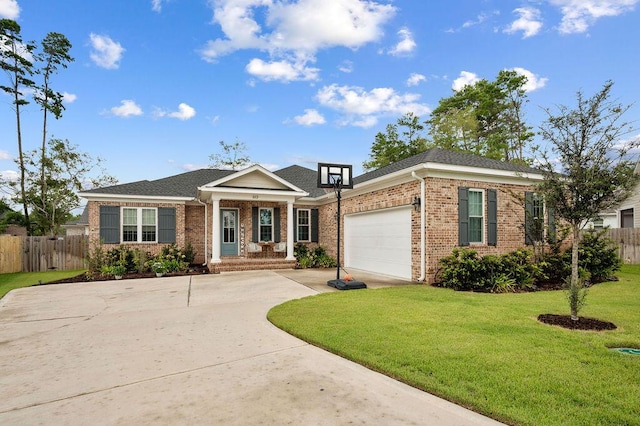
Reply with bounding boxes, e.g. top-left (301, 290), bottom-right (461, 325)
top-left (591, 162), bottom-right (640, 229)
top-left (62, 206), bottom-right (90, 236)
top-left (79, 148), bottom-right (546, 284)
